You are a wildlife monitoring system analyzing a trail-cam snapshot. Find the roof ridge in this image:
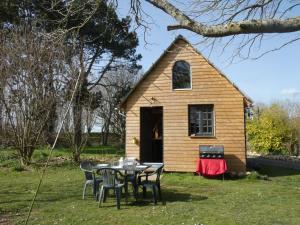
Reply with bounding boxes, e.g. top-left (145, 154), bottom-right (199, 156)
top-left (184, 39), bottom-right (253, 104)
top-left (120, 35), bottom-right (253, 107)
